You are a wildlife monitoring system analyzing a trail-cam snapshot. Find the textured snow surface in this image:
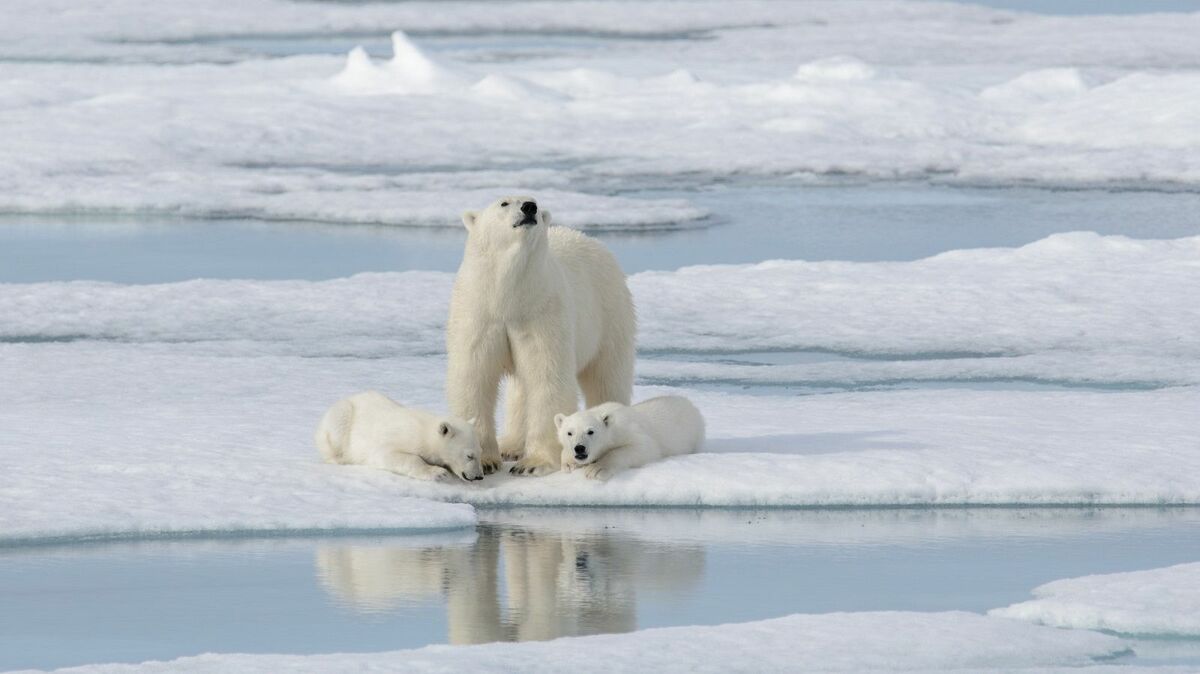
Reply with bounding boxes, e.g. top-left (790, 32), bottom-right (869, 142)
top-left (992, 563), bottom-right (1200, 637)
top-left (3, 234), bottom-right (1199, 533)
top-left (4, 1), bottom-right (1200, 227)
top-left (22, 611), bottom-right (1129, 673)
